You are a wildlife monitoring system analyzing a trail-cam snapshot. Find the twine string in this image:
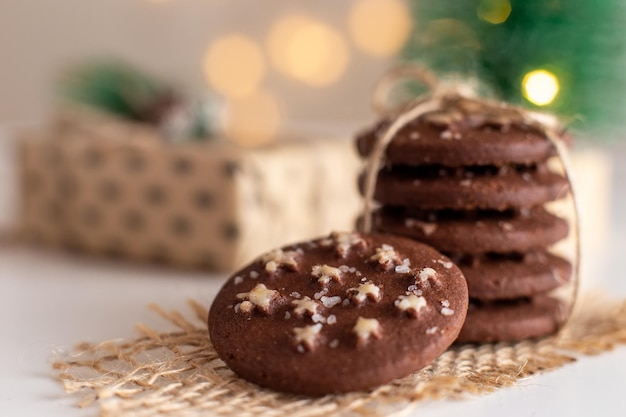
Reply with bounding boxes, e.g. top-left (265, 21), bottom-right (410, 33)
top-left (362, 64), bottom-right (580, 321)
top-left (371, 65), bottom-right (439, 117)
top-left (361, 98), bottom-right (442, 233)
